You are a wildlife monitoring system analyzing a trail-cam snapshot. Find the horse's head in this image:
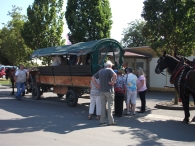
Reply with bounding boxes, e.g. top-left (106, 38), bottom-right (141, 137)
top-left (155, 56), bottom-right (167, 74)
top-left (5, 68), bottom-right (16, 80)
top-left (155, 52), bottom-right (180, 74)
top-left (5, 68), bottom-right (10, 80)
